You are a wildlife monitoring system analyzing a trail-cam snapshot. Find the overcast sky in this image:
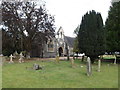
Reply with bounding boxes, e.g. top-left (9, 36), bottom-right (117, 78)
top-left (43, 0), bottom-right (112, 37)
top-left (0, 0), bottom-right (112, 37)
